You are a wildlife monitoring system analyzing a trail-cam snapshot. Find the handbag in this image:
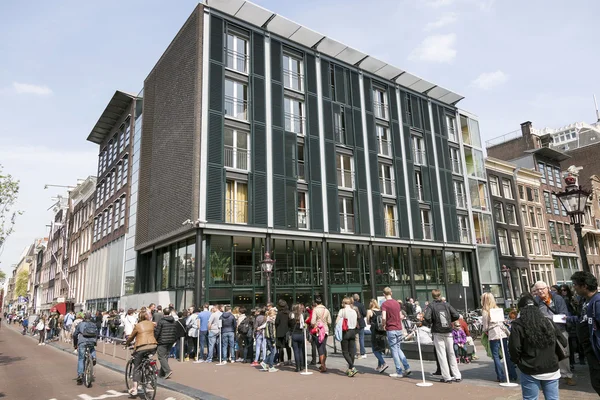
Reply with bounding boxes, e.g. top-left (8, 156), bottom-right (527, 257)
top-left (555, 330), bottom-right (569, 361)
